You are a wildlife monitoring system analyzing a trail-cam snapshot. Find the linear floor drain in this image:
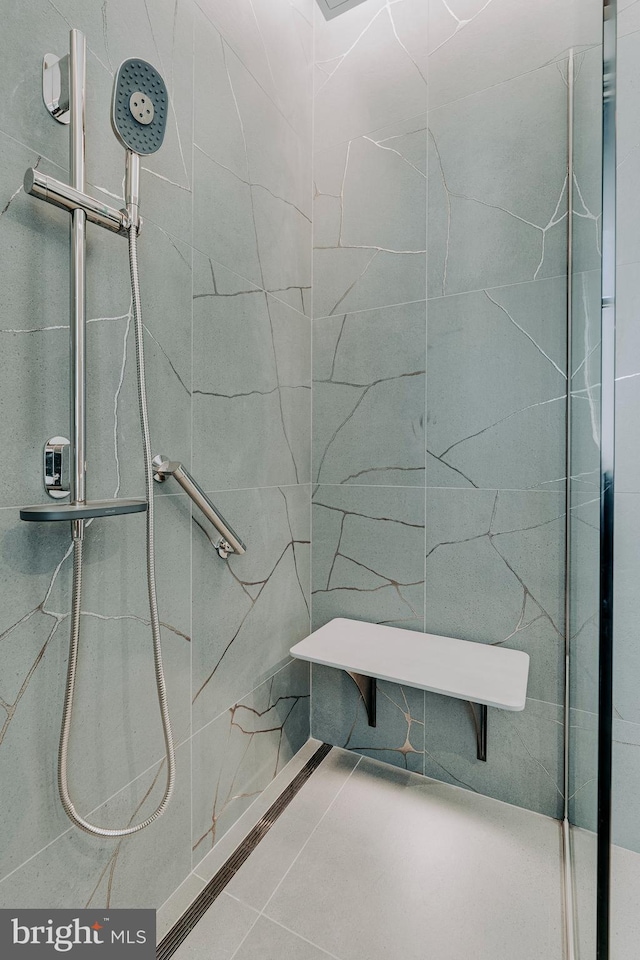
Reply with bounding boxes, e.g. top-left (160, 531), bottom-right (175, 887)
top-left (156, 742), bottom-right (333, 960)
